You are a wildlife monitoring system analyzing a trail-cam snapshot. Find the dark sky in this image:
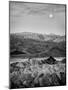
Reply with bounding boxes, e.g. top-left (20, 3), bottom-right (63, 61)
top-left (10, 2), bottom-right (66, 35)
